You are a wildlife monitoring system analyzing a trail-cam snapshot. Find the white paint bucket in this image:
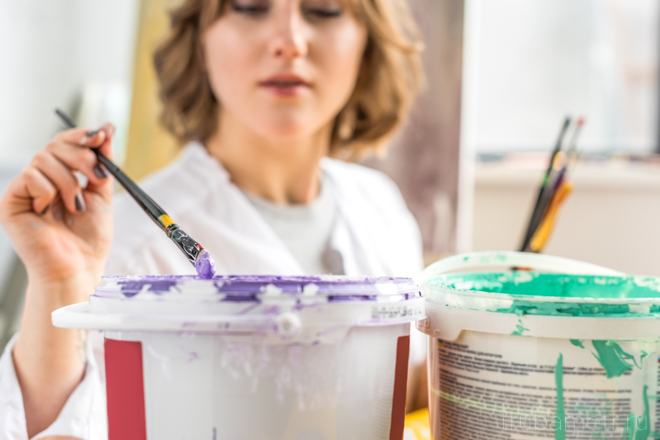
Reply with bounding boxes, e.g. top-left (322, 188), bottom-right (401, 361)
top-left (53, 275), bottom-right (424, 440)
top-left (418, 252), bottom-right (660, 439)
